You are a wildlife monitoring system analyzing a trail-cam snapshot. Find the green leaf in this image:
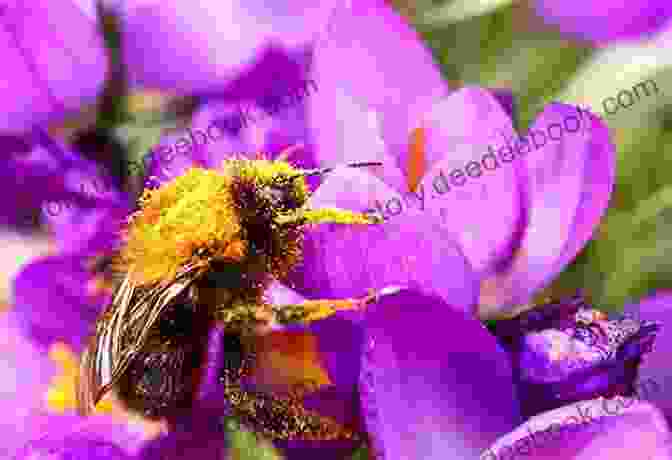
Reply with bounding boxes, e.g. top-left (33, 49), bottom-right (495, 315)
top-left (418, 0), bottom-right (514, 25)
top-left (350, 446), bottom-right (371, 460)
top-left (585, 187), bottom-right (672, 308)
top-left (225, 419), bottom-right (283, 460)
